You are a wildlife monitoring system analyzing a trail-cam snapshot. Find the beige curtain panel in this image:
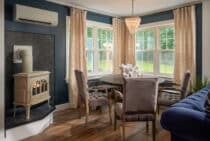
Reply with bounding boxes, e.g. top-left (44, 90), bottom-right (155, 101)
top-left (113, 18), bottom-right (126, 74)
top-left (68, 8), bottom-right (87, 108)
top-left (112, 18), bottom-right (136, 74)
top-left (125, 27), bottom-right (136, 65)
top-left (173, 6), bottom-right (196, 84)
